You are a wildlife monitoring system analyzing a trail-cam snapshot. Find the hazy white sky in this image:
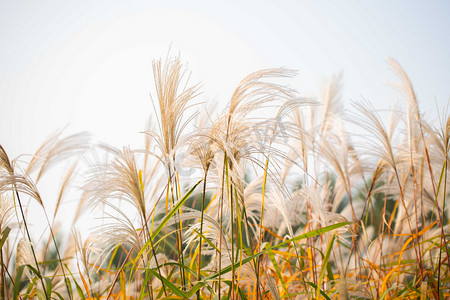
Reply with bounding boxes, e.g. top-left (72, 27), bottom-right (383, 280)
top-left (1, 0), bottom-right (449, 157)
